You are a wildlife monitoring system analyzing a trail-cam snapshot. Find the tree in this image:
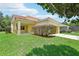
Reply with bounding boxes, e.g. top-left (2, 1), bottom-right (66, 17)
top-left (62, 19), bottom-right (70, 25)
top-left (0, 11), bottom-right (3, 21)
top-left (3, 15), bottom-right (11, 25)
top-left (0, 11), bottom-right (4, 31)
top-left (70, 18), bottom-right (79, 26)
top-left (3, 15), bottom-right (11, 33)
top-left (0, 11), bottom-right (11, 32)
top-left (37, 3), bottom-right (79, 19)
